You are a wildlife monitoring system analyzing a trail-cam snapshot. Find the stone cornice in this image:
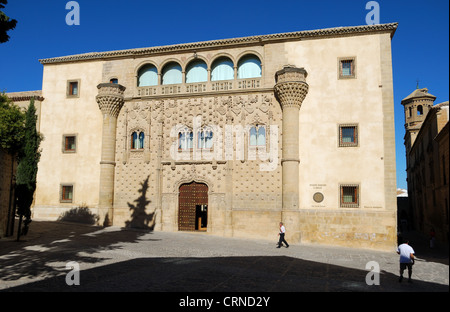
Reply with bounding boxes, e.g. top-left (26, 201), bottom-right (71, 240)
top-left (7, 91), bottom-right (44, 102)
top-left (9, 95), bottom-right (45, 102)
top-left (39, 23), bottom-right (398, 65)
